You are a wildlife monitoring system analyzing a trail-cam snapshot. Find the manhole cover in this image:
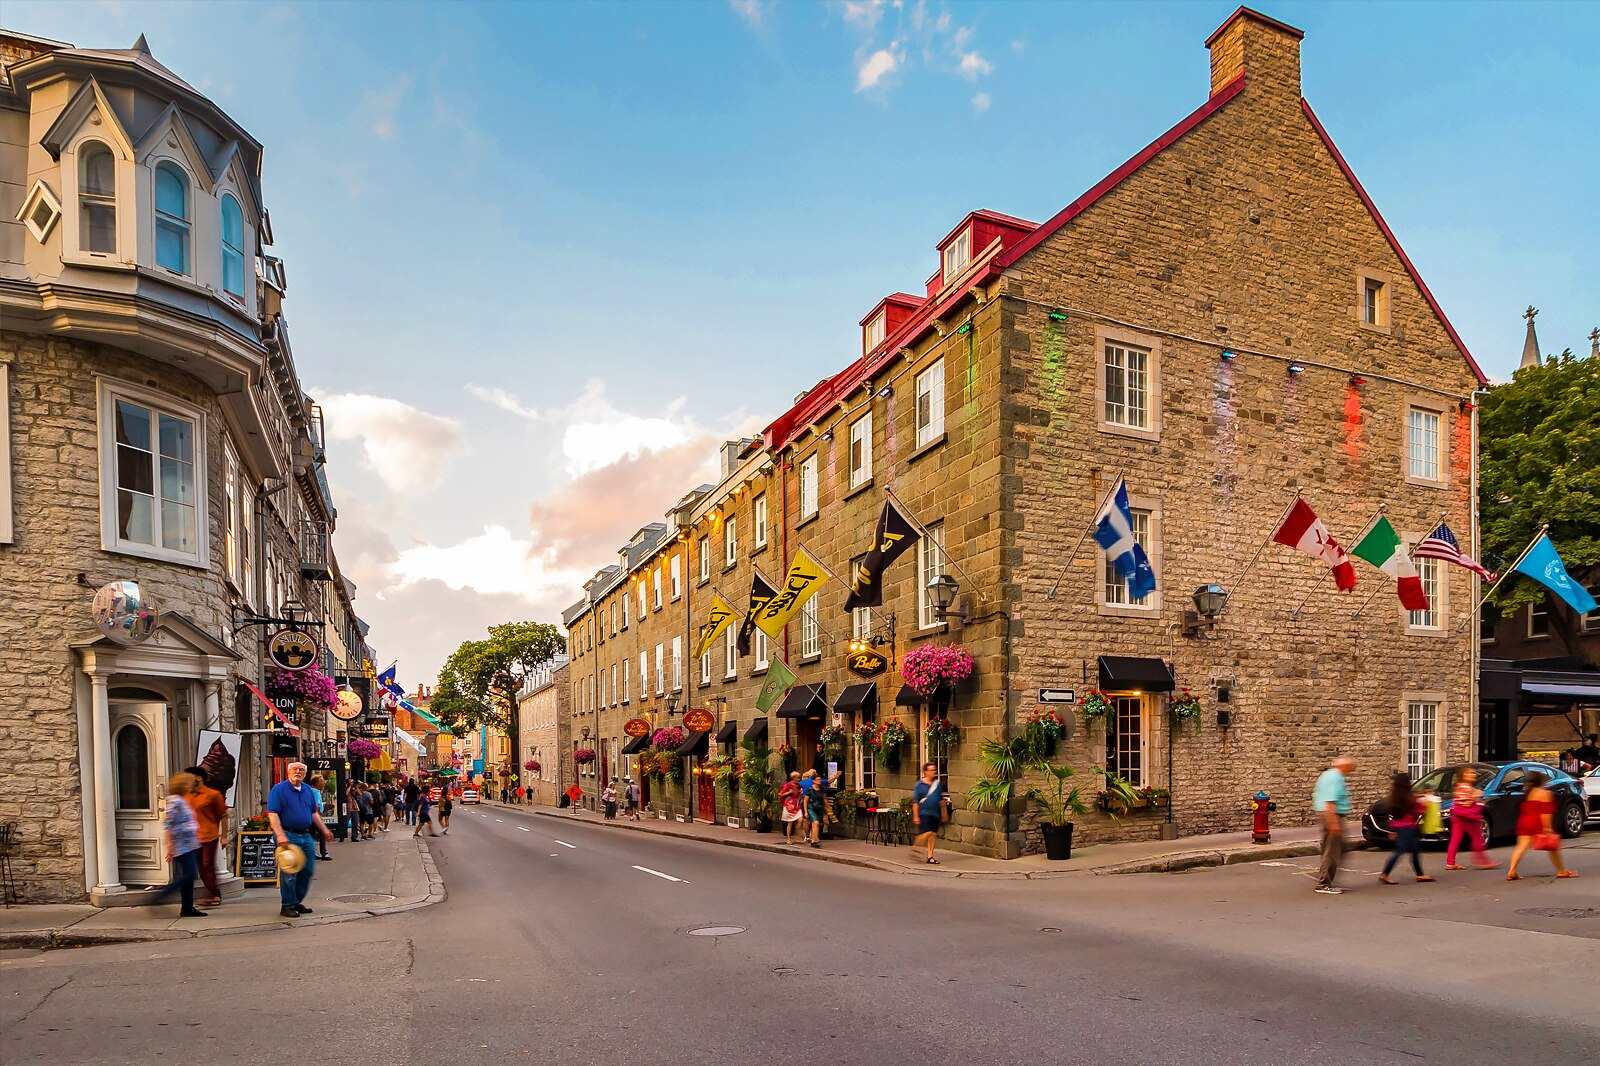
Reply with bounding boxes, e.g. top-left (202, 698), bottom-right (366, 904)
top-left (686, 925), bottom-right (746, 937)
top-left (1040, 927), bottom-right (1062, 933)
top-left (329, 893), bottom-right (397, 904)
top-left (1514, 907), bottom-right (1597, 920)
top-left (772, 966), bottom-right (796, 974)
